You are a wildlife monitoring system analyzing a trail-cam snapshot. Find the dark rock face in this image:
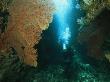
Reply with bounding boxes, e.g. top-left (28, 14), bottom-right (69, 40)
top-left (77, 9), bottom-right (110, 59)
